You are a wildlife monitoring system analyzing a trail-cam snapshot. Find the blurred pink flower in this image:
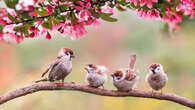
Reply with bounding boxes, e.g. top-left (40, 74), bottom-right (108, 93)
top-left (140, 0), bottom-right (158, 8)
top-left (162, 7), bottom-right (183, 30)
top-left (46, 6), bottom-right (53, 15)
top-left (176, 0), bottom-right (195, 19)
top-left (45, 32), bottom-right (51, 40)
top-left (147, 9), bottom-right (160, 19)
top-left (137, 9), bottom-right (148, 19)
